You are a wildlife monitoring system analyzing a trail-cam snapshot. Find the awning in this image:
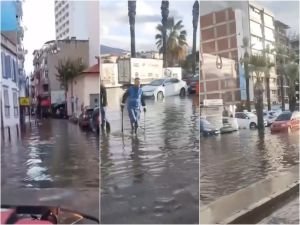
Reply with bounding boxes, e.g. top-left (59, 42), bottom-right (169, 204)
top-left (41, 99), bottom-right (51, 107)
